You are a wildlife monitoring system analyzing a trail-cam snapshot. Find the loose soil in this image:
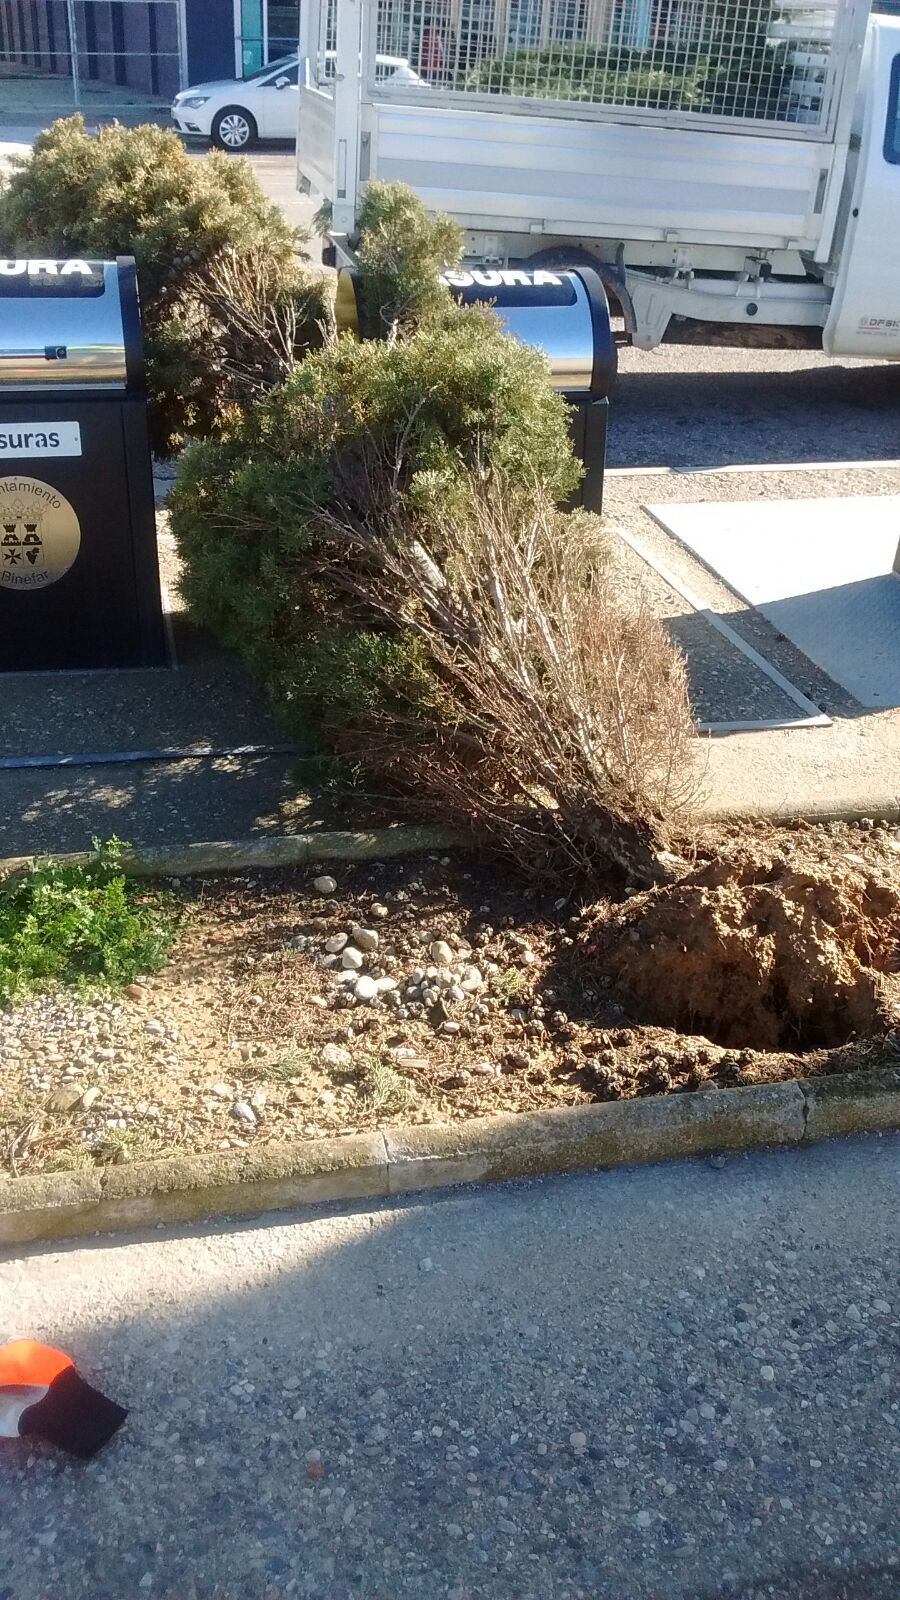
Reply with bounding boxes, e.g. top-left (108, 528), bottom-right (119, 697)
top-left (601, 841), bottom-right (900, 1050)
top-left (2, 820), bottom-right (899, 1178)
